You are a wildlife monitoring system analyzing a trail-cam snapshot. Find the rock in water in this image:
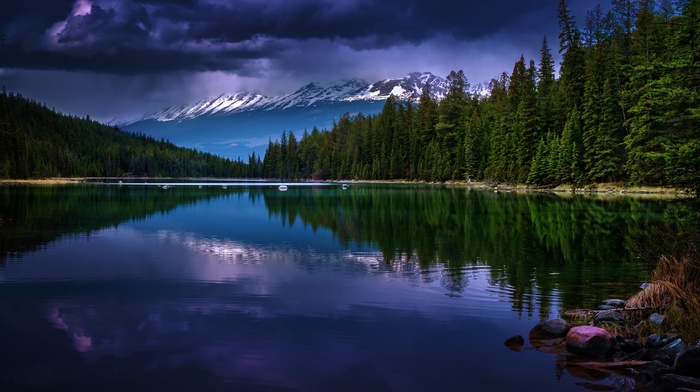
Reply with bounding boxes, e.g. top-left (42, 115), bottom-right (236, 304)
top-left (602, 299), bottom-right (626, 308)
top-left (504, 335), bottom-right (525, 351)
top-left (566, 326), bottom-right (613, 358)
top-left (529, 319), bottom-right (572, 341)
